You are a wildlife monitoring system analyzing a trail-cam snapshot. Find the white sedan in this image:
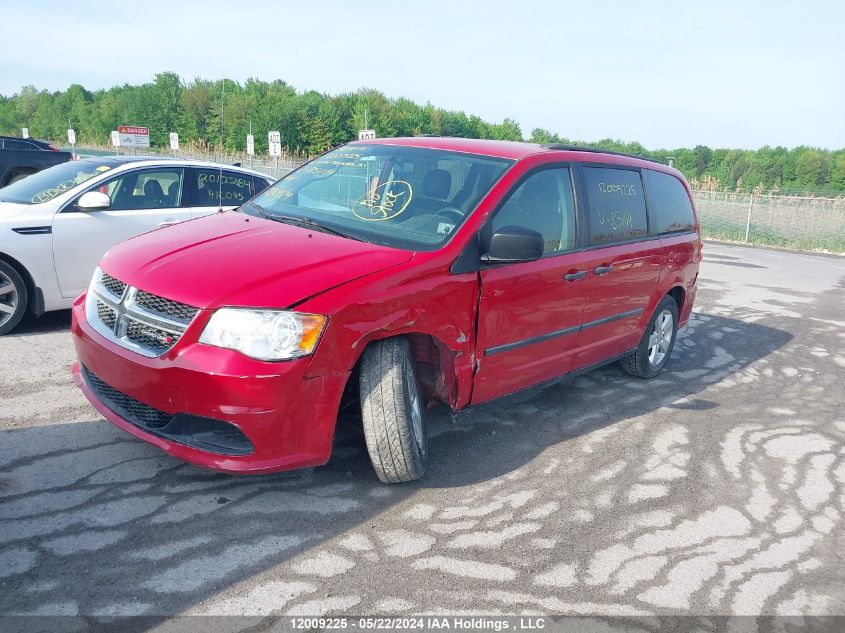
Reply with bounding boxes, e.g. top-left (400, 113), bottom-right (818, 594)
top-left (0, 156), bottom-right (273, 334)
